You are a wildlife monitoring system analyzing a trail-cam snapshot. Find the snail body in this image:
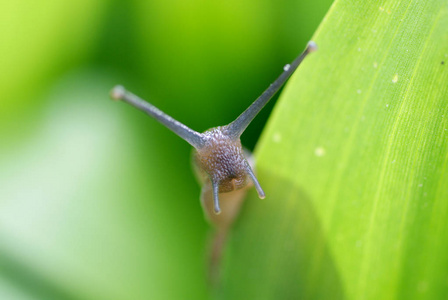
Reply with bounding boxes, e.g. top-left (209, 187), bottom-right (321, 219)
top-left (111, 41), bottom-right (317, 229)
